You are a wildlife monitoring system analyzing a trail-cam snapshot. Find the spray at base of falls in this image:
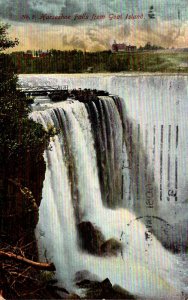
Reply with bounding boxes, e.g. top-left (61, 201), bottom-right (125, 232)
top-left (32, 96), bottom-right (187, 299)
